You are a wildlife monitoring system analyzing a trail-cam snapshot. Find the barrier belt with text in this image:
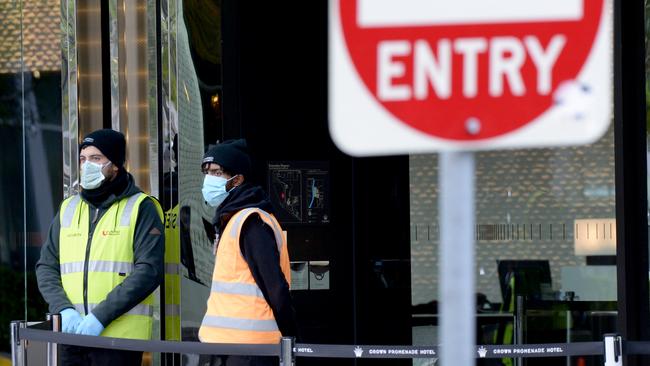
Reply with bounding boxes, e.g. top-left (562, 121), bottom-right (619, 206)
top-left (16, 321), bottom-right (650, 359)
